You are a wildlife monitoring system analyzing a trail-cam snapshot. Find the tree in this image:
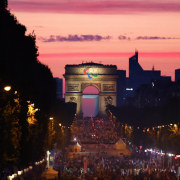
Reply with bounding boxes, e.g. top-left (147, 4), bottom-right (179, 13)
top-left (169, 125), bottom-right (180, 153)
top-left (106, 95), bottom-right (180, 153)
top-left (0, 0), bottom-right (57, 166)
top-left (0, 0), bottom-right (7, 9)
top-left (0, 90), bottom-right (21, 165)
